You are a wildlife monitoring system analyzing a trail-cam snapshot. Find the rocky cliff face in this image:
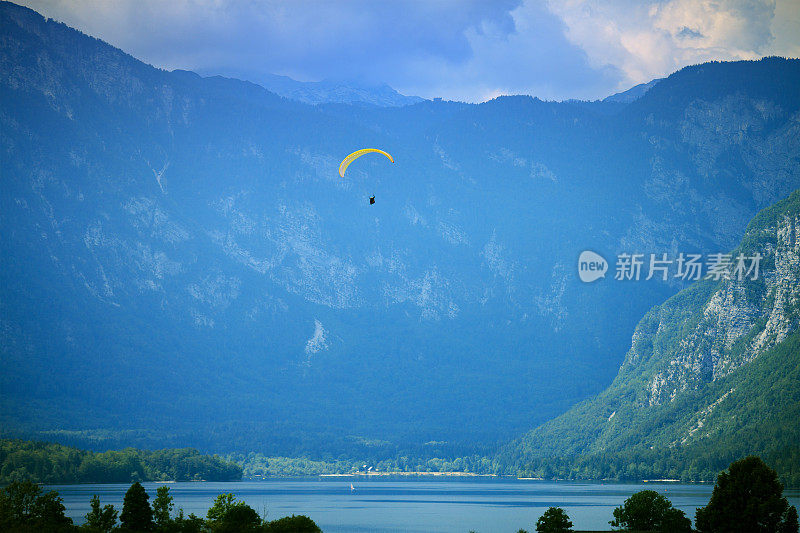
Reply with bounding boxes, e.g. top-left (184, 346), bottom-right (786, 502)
top-left (502, 190), bottom-right (800, 472)
top-left (639, 203), bottom-right (799, 406)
